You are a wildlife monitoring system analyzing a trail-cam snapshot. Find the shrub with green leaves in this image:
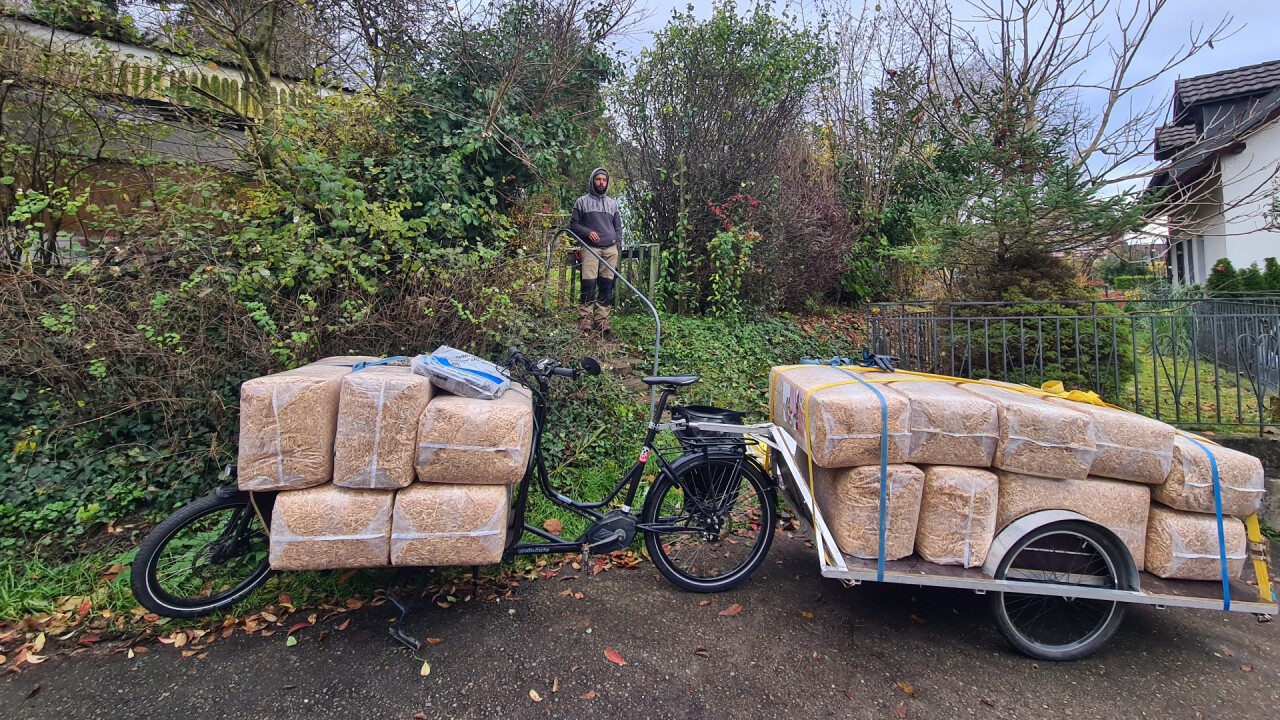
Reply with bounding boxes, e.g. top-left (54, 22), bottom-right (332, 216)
top-left (0, 1), bottom-right (626, 556)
